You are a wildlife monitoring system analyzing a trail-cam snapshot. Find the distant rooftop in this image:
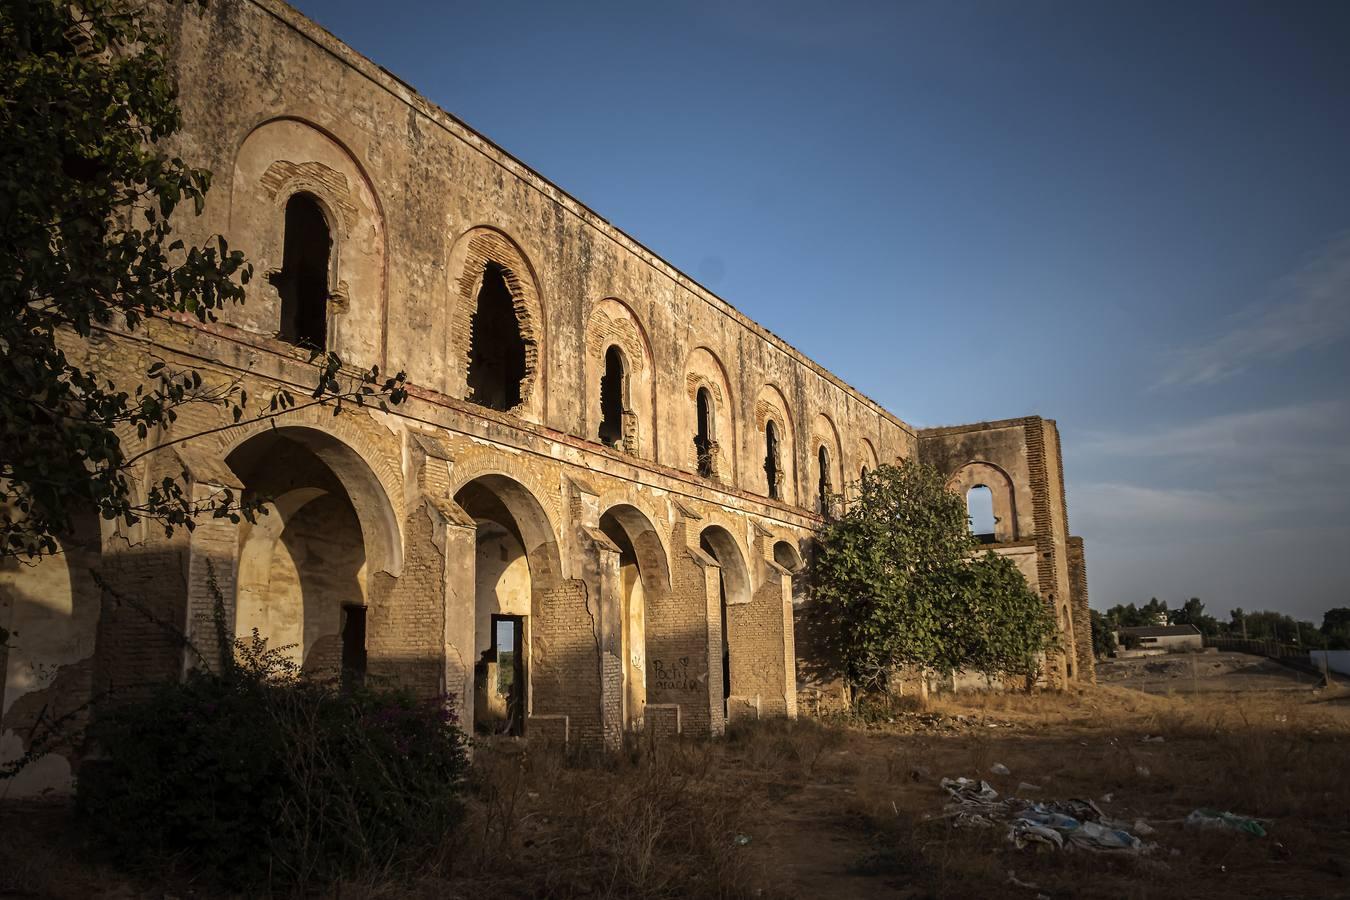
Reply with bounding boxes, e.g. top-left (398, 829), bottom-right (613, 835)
top-left (1117, 625), bottom-right (1202, 638)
